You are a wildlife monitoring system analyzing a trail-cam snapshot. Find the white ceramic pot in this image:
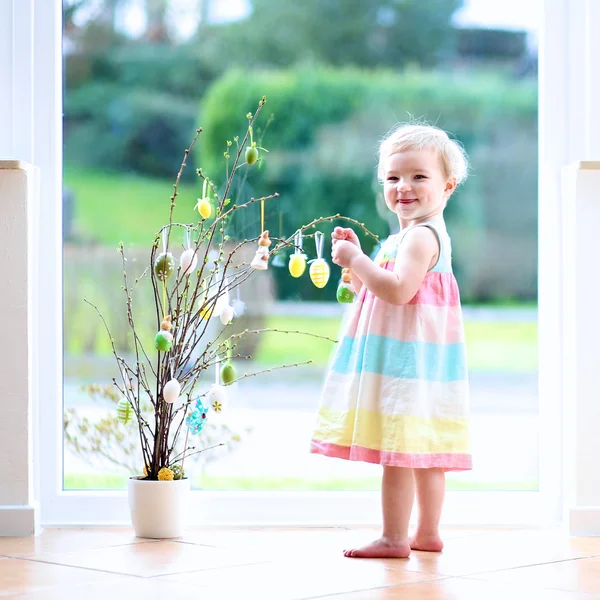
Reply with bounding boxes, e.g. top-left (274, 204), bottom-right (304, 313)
top-left (128, 477), bottom-right (190, 538)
